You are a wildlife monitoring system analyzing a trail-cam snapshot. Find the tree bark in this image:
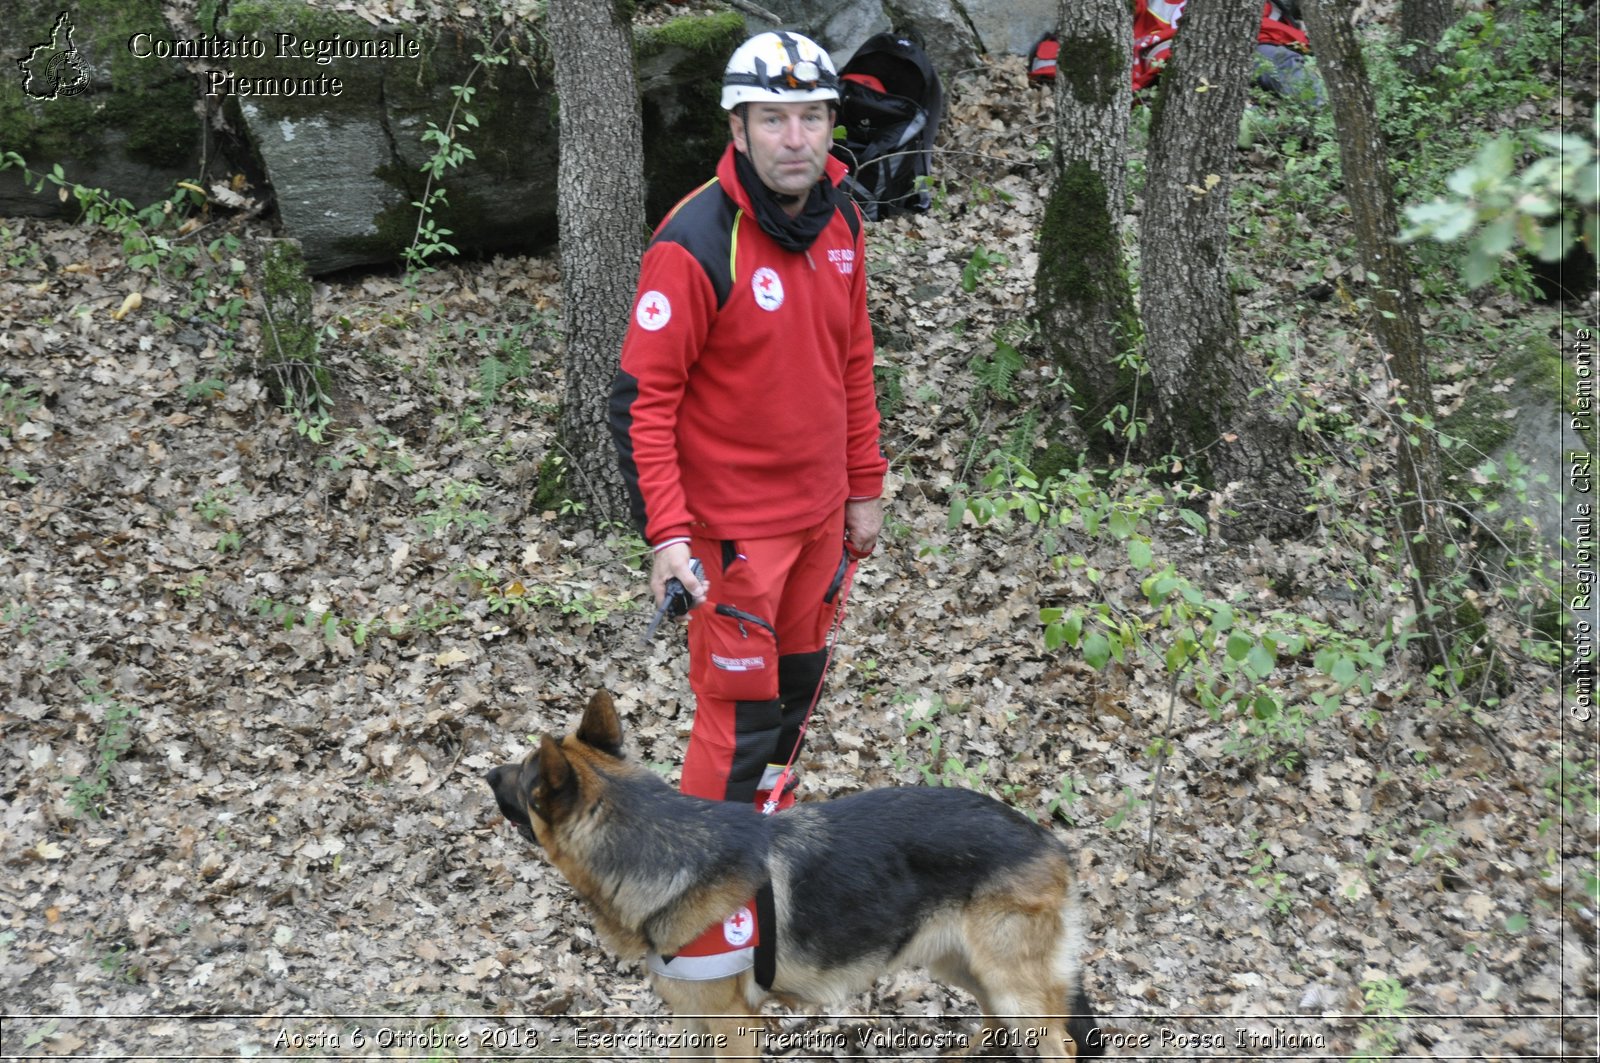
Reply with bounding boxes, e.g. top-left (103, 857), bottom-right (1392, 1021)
top-left (1302, 0), bottom-right (1453, 666)
top-left (550, 0), bottom-right (644, 525)
top-left (1035, 0), bottom-right (1139, 454)
top-left (1139, 0), bottom-right (1309, 539)
top-left (1399, 0), bottom-right (1456, 80)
